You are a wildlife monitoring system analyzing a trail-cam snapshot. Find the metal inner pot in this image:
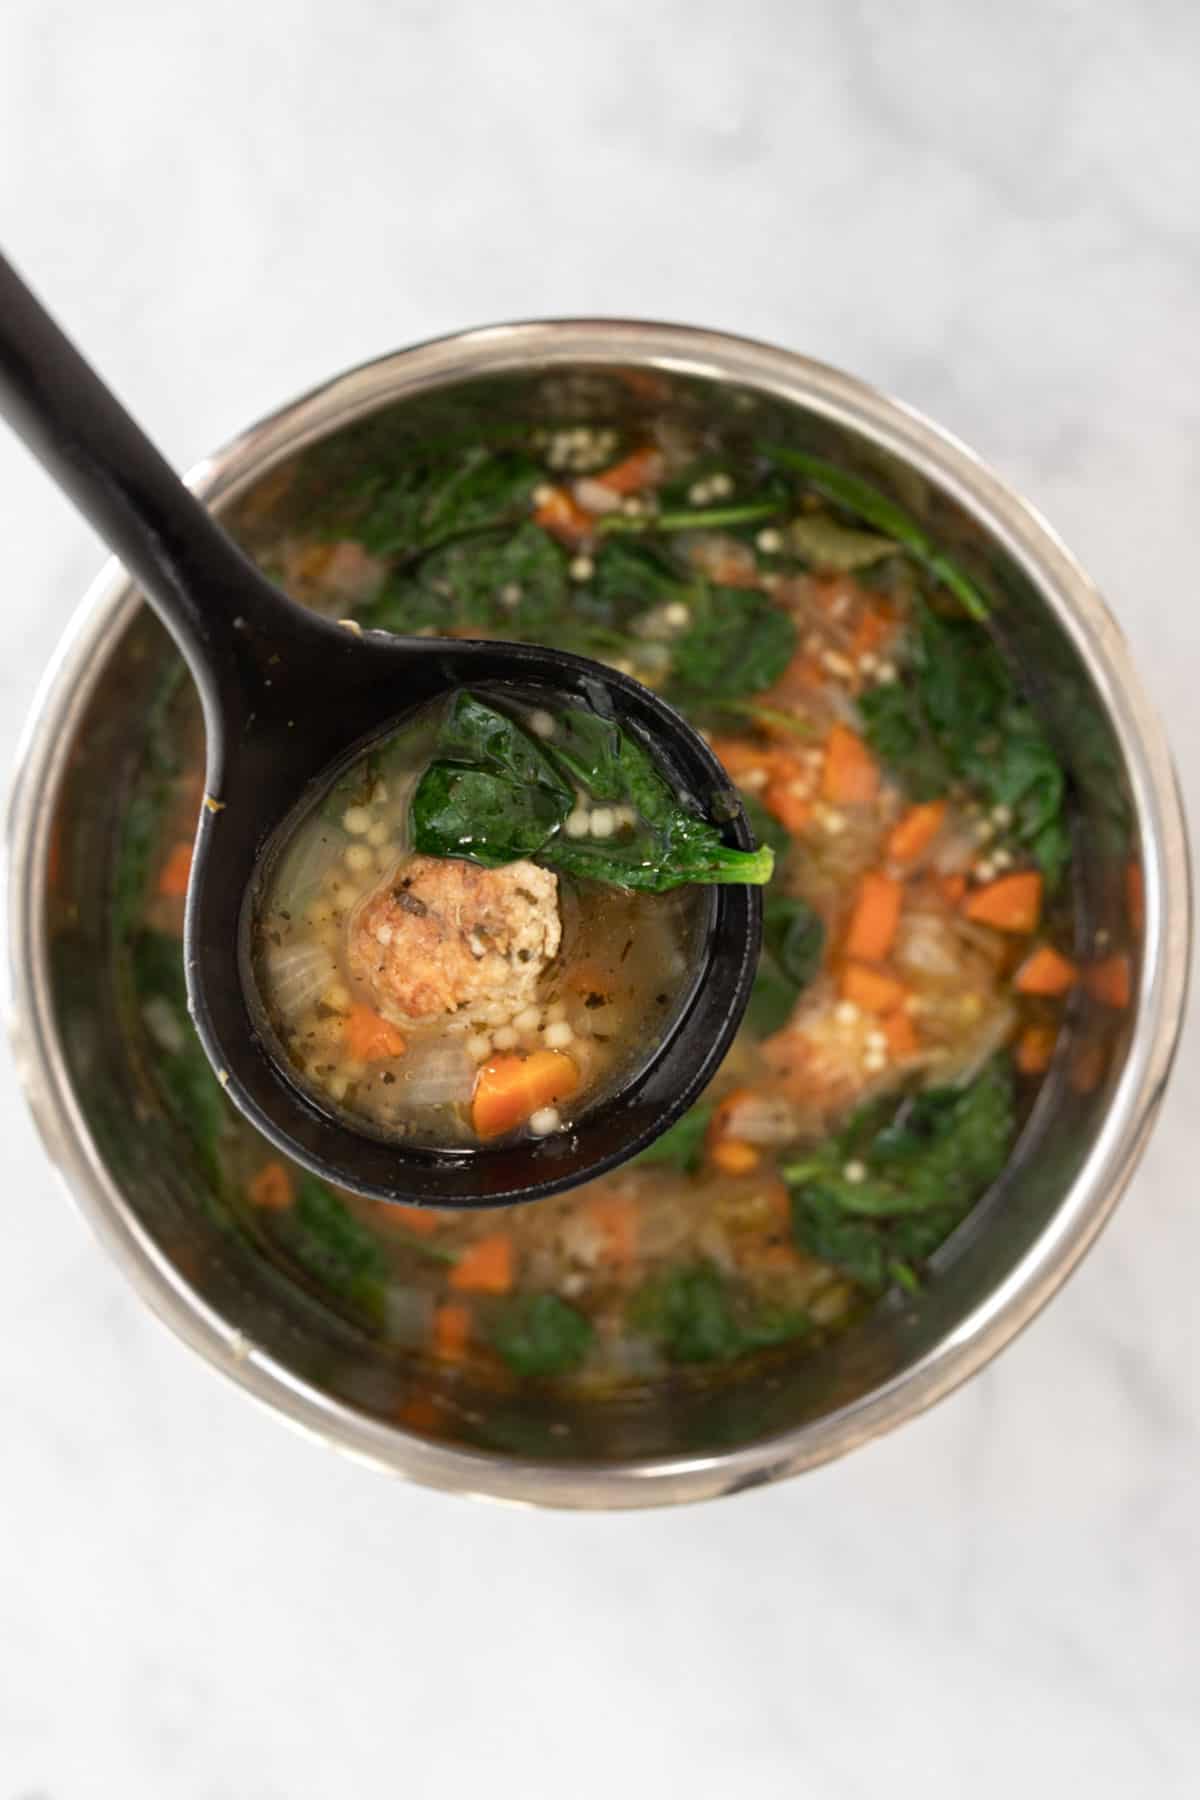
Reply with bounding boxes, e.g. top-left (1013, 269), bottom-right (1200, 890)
top-left (6, 323), bottom-right (1190, 1508)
